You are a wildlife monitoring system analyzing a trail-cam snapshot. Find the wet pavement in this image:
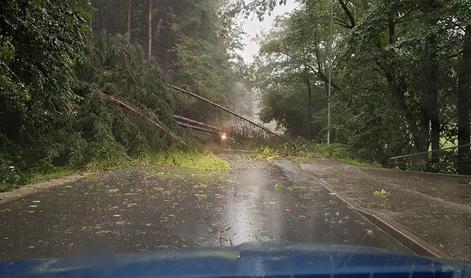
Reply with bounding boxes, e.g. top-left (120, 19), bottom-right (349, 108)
top-left (0, 153), bottom-right (409, 262)
top-left (300, 158), bottom-right (471, 261)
